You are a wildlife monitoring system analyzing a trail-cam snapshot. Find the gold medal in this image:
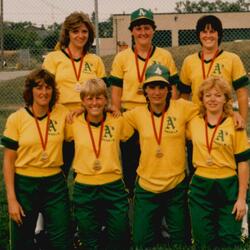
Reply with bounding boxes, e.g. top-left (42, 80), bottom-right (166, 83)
top-left (156, 147), bottom-right (164, 158)
top-left (75, 82), bottom-right (81, 92)
top-left (41, 151), bottom-right (48, 161)
top-left (137, 86), bottom-right (143, 95)
top-left (207, 155), bottom-right (213, 166)
top-left (93, 159), bottom-right (102, 171)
